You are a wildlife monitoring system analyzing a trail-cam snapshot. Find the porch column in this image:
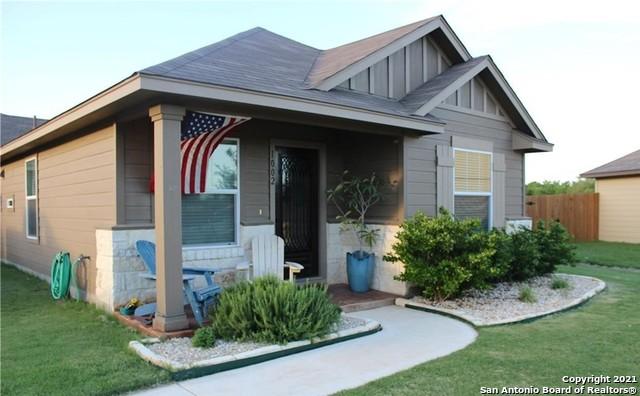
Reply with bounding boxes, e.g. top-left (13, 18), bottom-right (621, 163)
top-left (149, 104), bottom-right (189, 332)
